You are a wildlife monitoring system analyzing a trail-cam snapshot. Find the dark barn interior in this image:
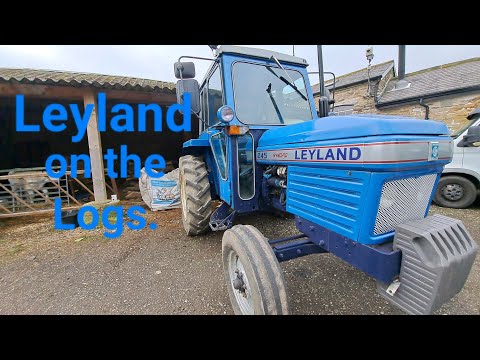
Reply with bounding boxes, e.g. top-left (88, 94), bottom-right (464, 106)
top-left (0, 67), bottom-right (197, 216)
top-left (0, 97), bottom-right (190, 171)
